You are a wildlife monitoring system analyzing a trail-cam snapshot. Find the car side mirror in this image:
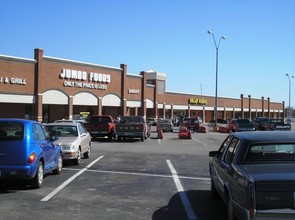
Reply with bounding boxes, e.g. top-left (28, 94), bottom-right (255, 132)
top-left (51, 135), bottom-right (58, 141)
top-left (209, 151), bottom-right (219, 157)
